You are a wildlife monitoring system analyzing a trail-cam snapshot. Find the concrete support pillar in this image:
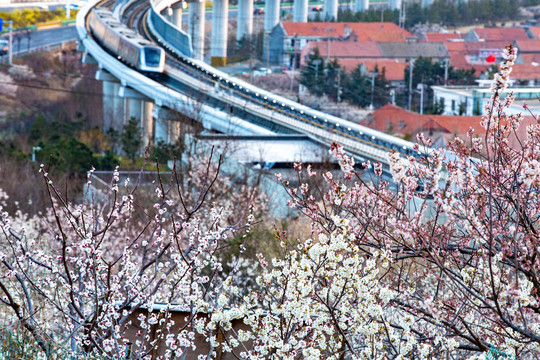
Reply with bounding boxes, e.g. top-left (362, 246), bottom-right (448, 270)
top-left (162, 7), bottom-right (173, 22)
top-left (169, 121), bottom-right (181, 143)
top-left (112, 83), bottom-right (125, 133)
top-left (210, 0), bottom-right (229, 66)
top-left (388, 0), bottom-right (402, 10)
top-left (323, 0), bottom-right (338, 21)
top-left (128, 98), bottom-right (142, 123)
top-left (355, 0), bottom-right (369, 12)
top-left (188, 0), bottom-right (205, 61)
top-left (237, 0), bottom-right (253, 41)
top-left (293, 0), bottom-right (307, 22)
top-left (264, 0), bottom-right (280, 33)
top-left (142, 101), bottom-right (154, 149)
top-left (154, 107), bottom-right (168, 145)
top-left (263, 0), bottom-right (280, 65)
top-left (172, 4), bottom-right (183, 29)
top-left (102, 81), bottom-right (115, 131)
